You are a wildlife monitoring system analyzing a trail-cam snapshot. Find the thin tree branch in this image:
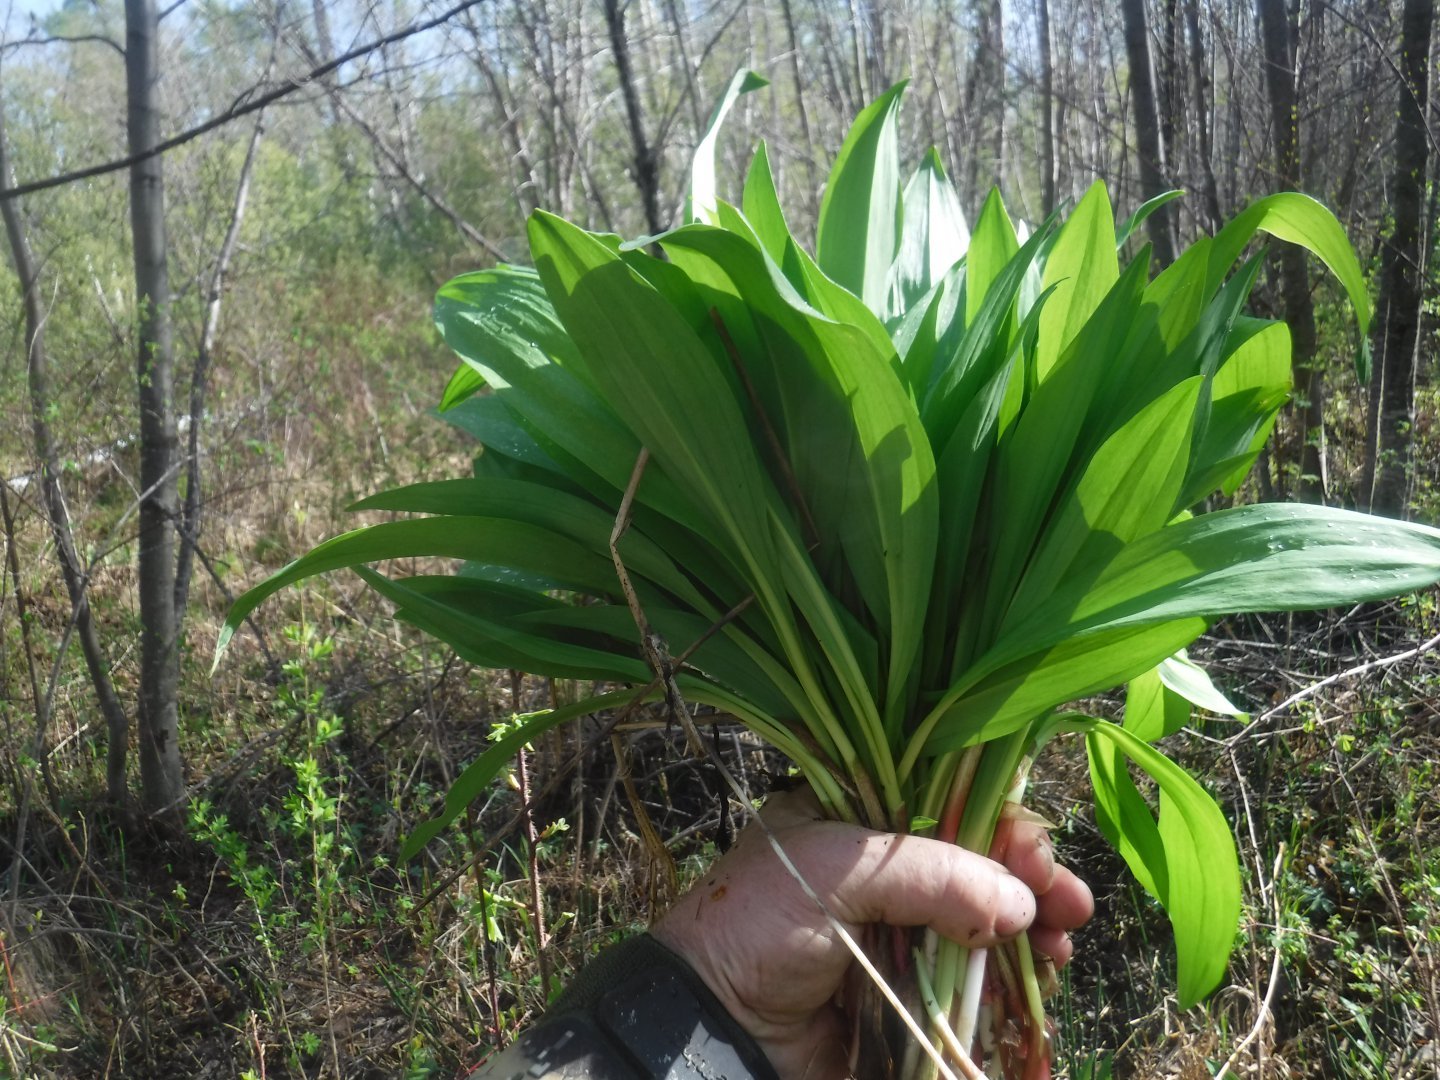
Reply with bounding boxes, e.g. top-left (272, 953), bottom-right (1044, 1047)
top-left (0, 33), bottom-right (125, 58)
top-left (0, 0), bottom-right (488, 203)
